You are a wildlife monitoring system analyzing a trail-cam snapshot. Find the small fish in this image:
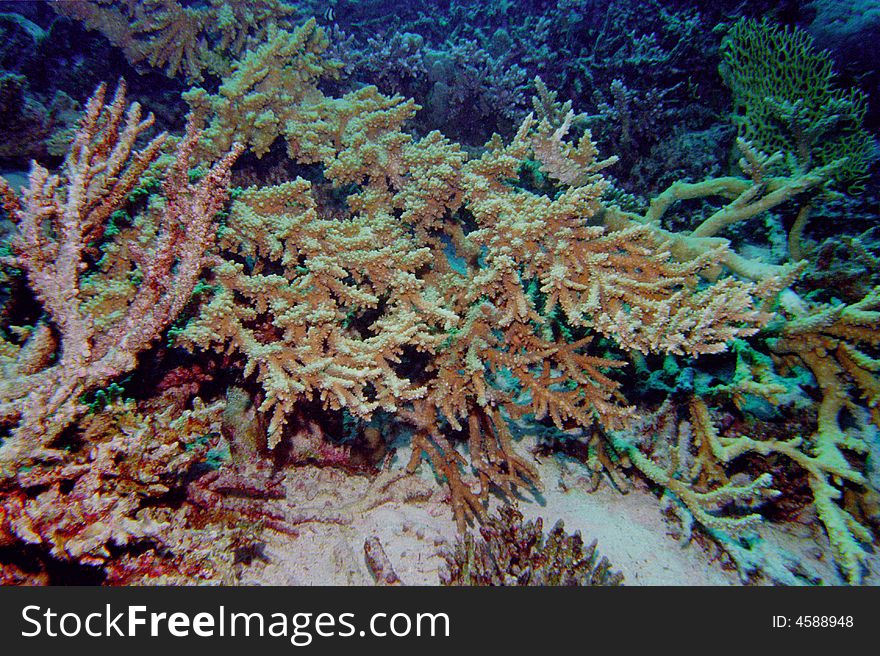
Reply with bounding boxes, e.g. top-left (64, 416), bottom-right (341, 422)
top-left (322, 7), bottom-right (335, 23)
